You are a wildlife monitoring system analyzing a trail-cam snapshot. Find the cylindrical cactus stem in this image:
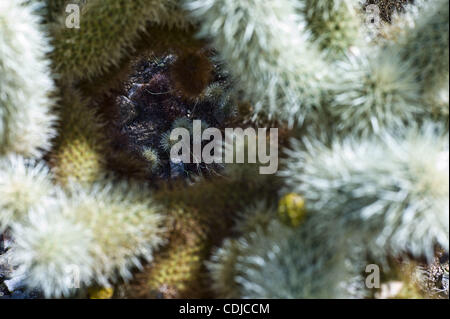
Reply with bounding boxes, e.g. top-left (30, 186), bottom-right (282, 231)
top-left (50, 0), bottom-right (191, 81)
top-left (49, 88), bottom-right (108, 186)
top-left (395, 0), bottom-right (449, 115)
top-left (1, 0), bottom-right (57, 158)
